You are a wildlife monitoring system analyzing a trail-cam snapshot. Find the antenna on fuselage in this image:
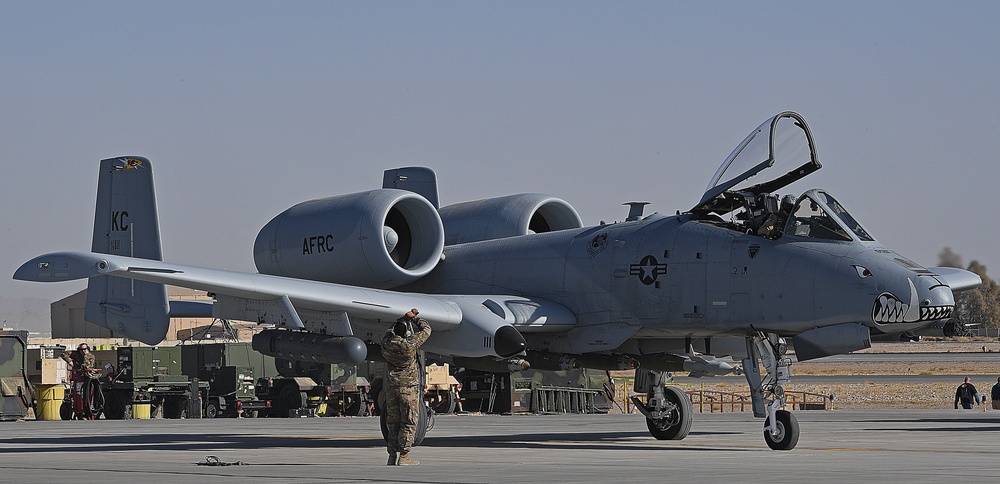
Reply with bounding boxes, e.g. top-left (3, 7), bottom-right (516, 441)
top-left (623, 202), bottom-right (650, 221)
